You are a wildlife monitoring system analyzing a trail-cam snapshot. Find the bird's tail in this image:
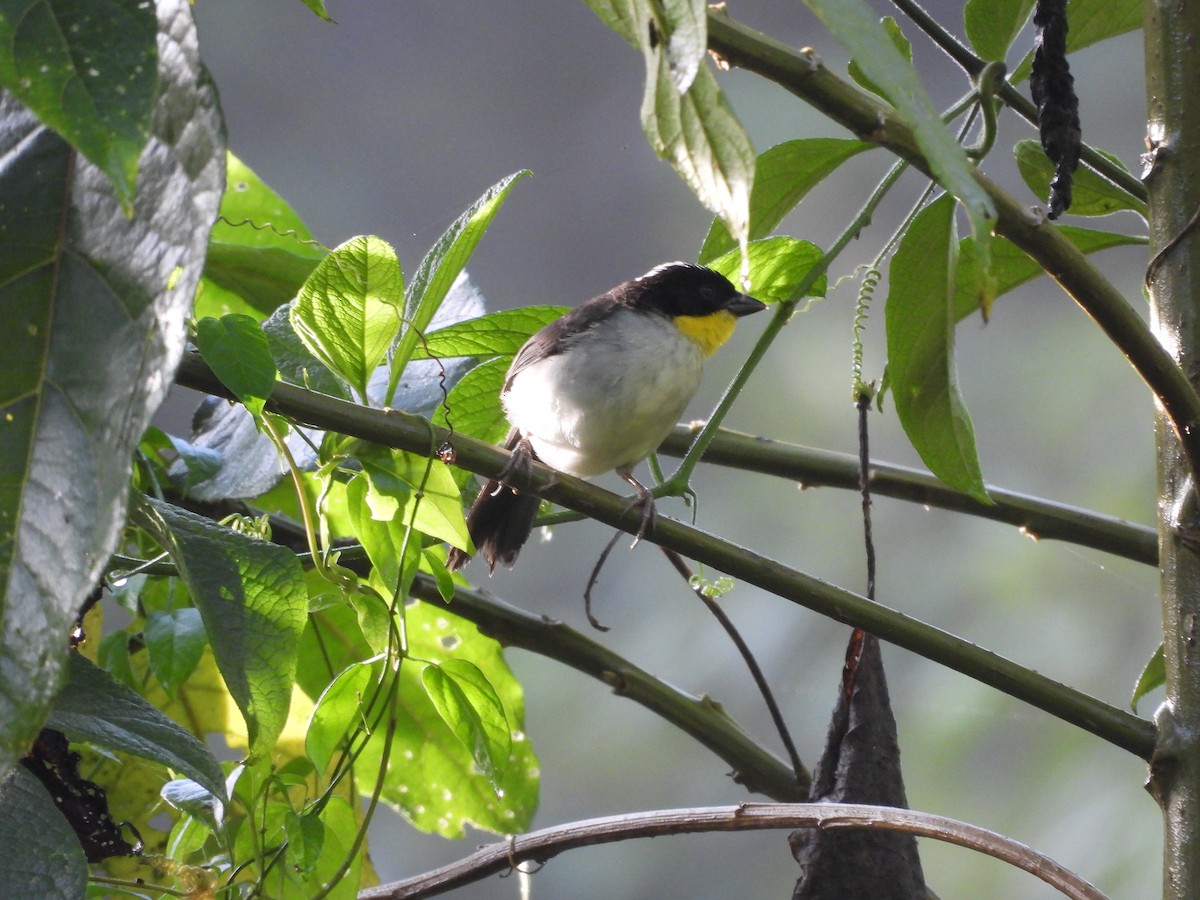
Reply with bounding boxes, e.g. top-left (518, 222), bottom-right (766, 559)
top-left (446, 431), bottom-right (542, 573)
